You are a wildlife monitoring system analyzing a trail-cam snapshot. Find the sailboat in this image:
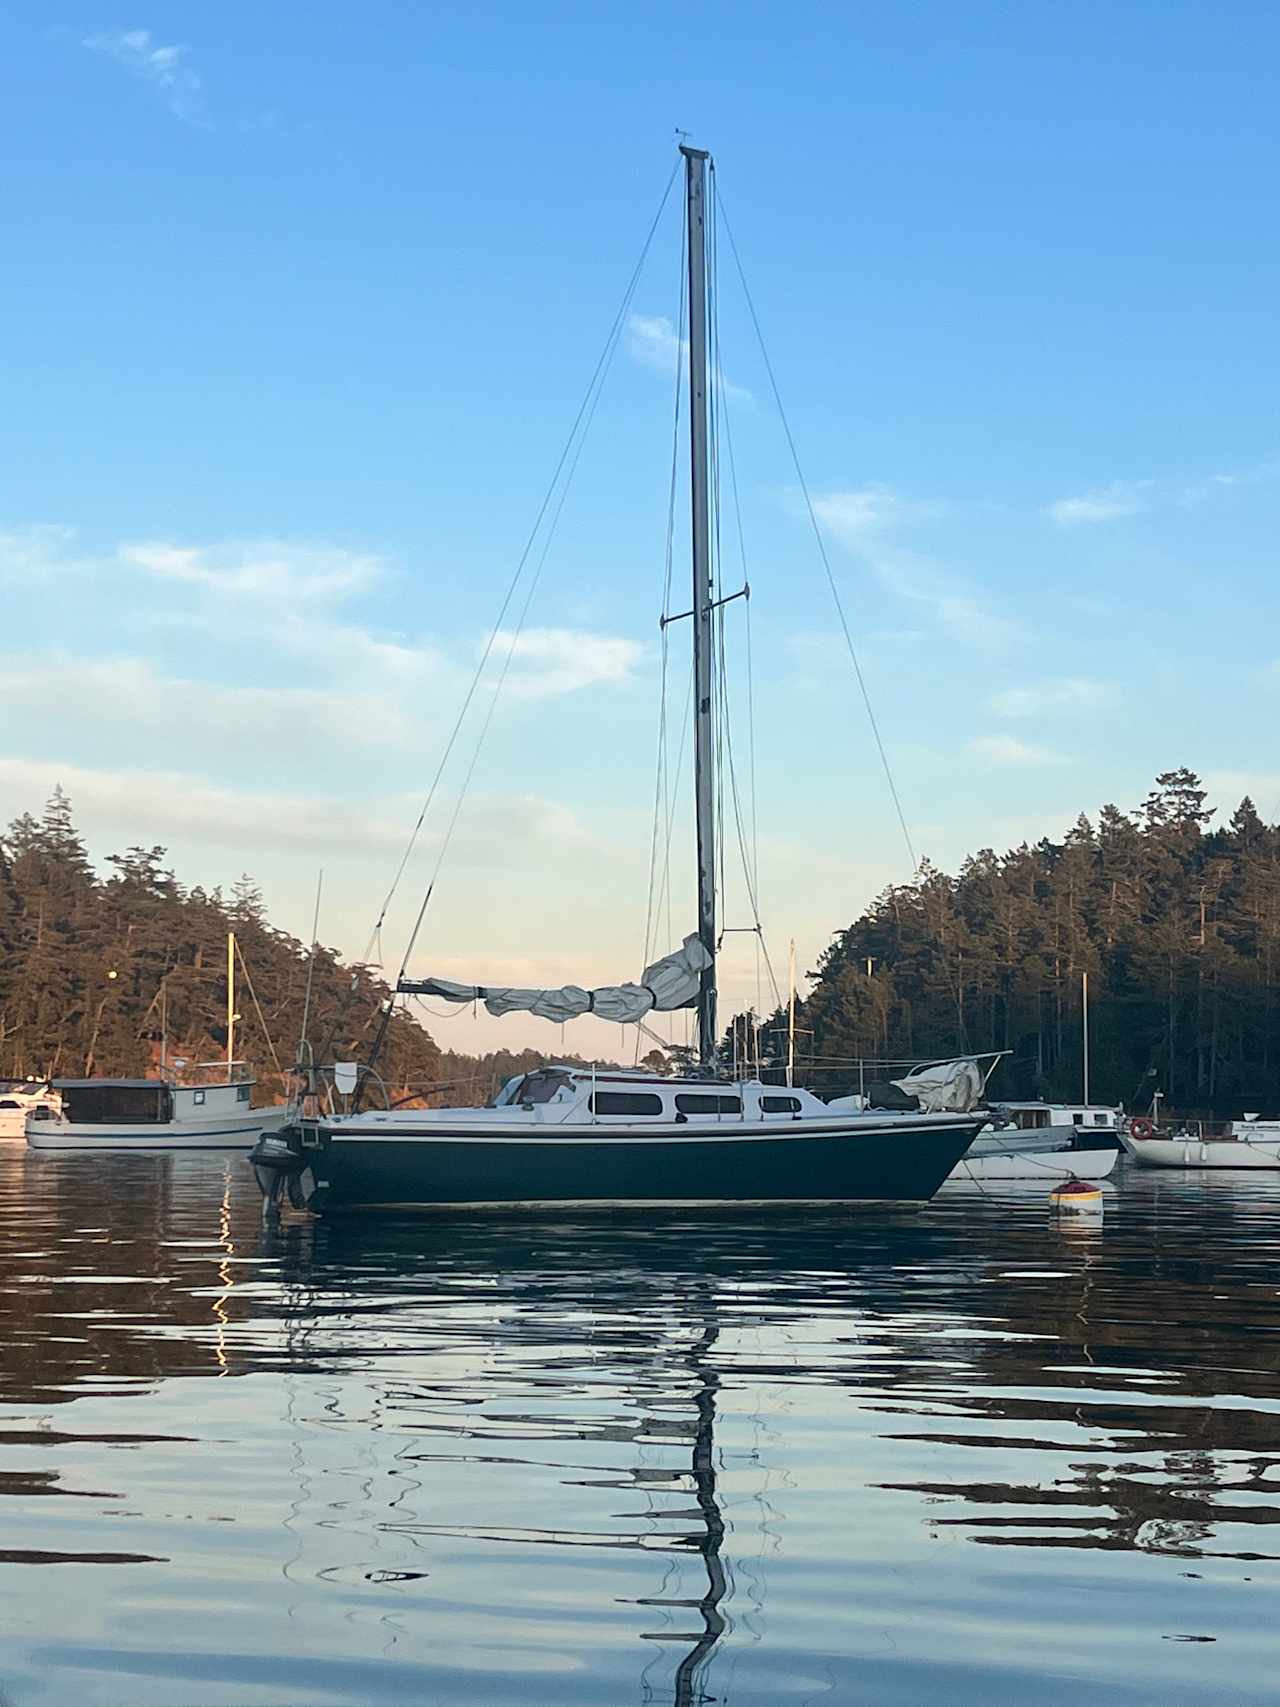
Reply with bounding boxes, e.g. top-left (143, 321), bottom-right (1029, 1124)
top-left (250, 146), bottom-right (986, 1214)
